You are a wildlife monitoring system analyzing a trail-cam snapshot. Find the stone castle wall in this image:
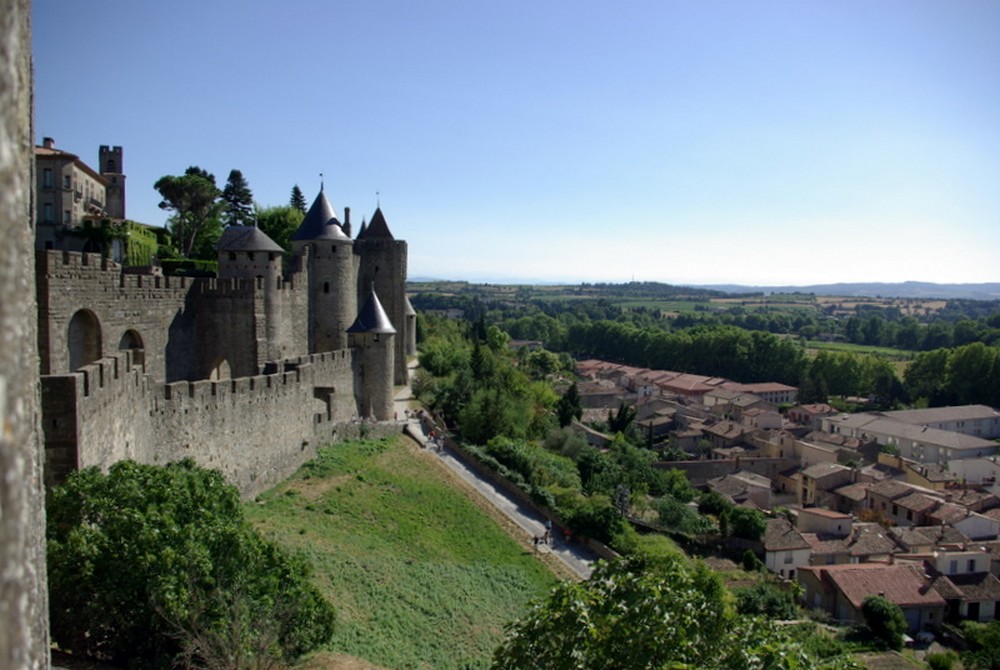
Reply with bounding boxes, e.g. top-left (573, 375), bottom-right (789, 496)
top-left (40, 346), bottom-right (379, 499)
